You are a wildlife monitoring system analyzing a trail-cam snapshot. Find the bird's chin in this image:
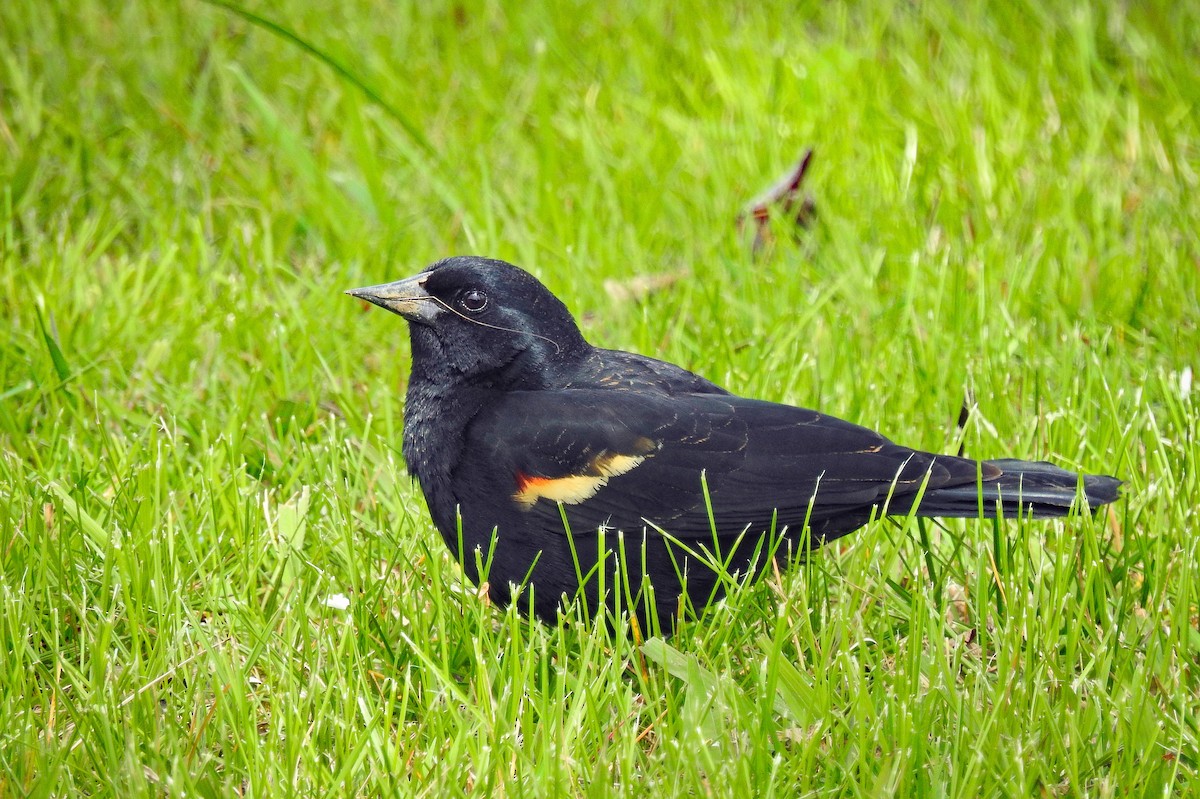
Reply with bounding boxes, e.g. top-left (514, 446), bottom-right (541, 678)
top-left (407, 322), bottom-right (446, 361)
